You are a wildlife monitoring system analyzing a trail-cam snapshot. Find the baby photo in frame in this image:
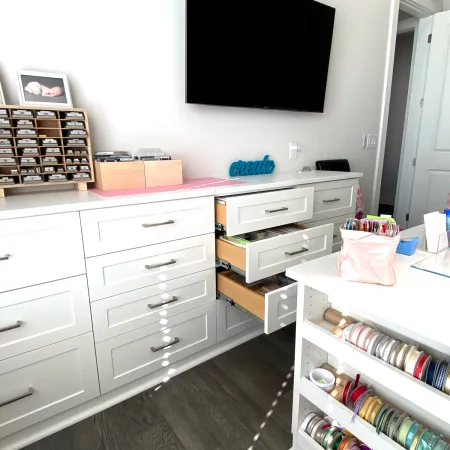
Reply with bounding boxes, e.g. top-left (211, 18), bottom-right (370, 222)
top-left (17, 70), bottom-right (73, 107)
